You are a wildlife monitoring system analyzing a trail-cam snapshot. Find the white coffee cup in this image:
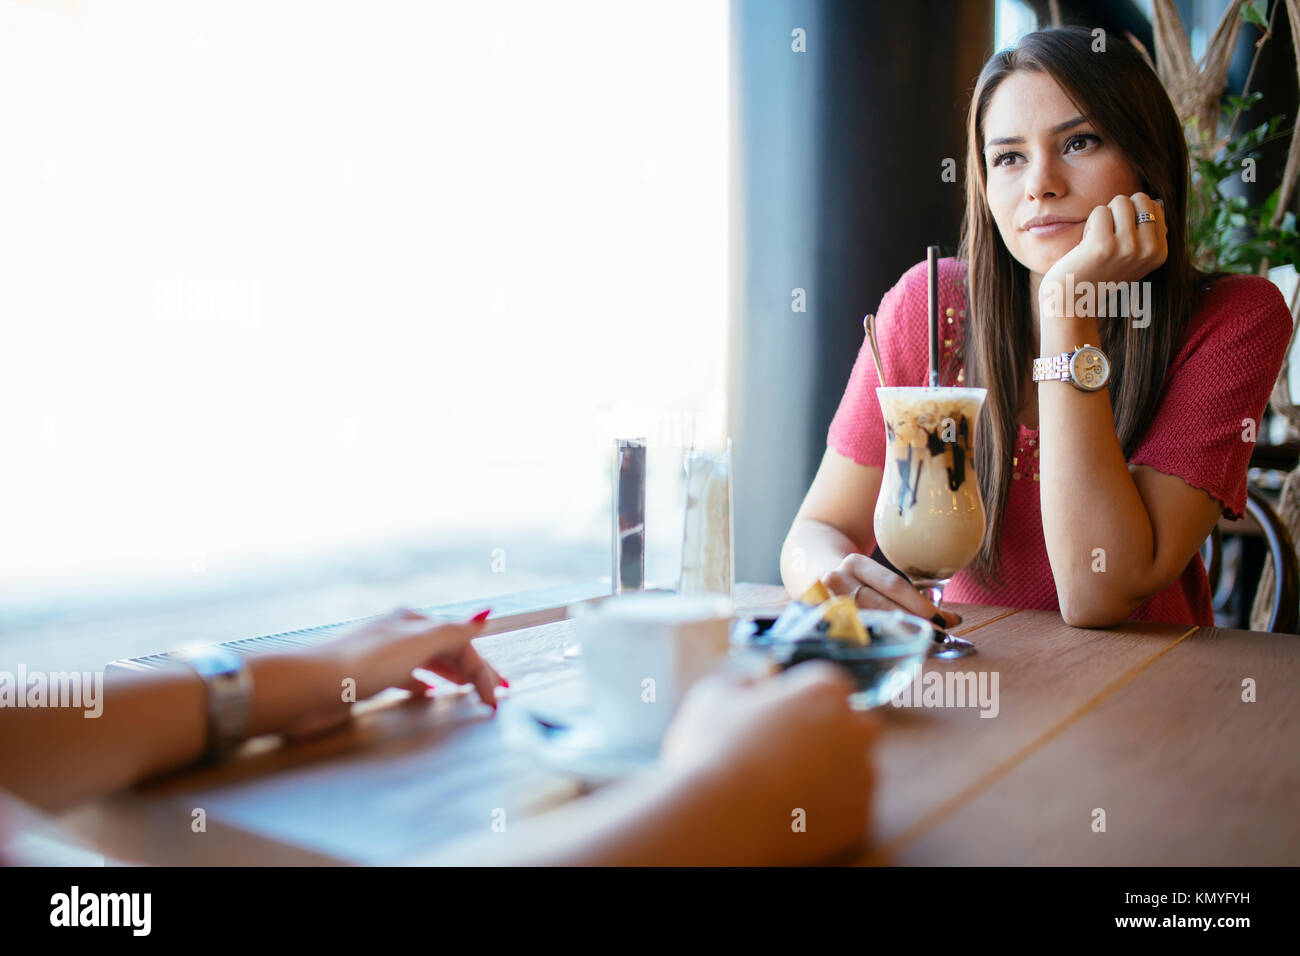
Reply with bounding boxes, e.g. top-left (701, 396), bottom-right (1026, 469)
top-left (576, 592), bottom-right (733, 751)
